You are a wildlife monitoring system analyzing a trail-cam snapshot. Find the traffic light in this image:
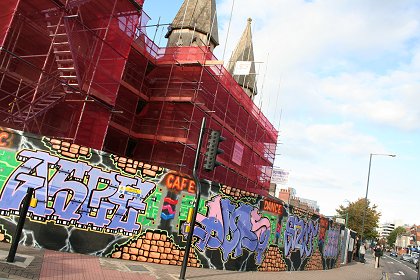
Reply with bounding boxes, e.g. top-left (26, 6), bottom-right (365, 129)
top-left (203, 130), bottom-right (225, 171)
